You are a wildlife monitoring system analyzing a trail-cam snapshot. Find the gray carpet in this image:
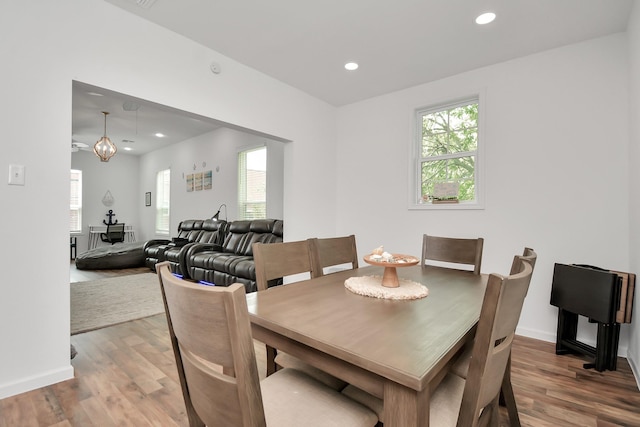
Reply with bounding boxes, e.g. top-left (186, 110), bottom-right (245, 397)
top-left (71, 273), bottom-right (164, 335)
